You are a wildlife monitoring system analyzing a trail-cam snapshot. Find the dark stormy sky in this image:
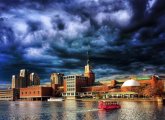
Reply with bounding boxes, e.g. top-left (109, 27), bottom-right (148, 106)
top-left (0, 0), bottom-right (165, 84)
